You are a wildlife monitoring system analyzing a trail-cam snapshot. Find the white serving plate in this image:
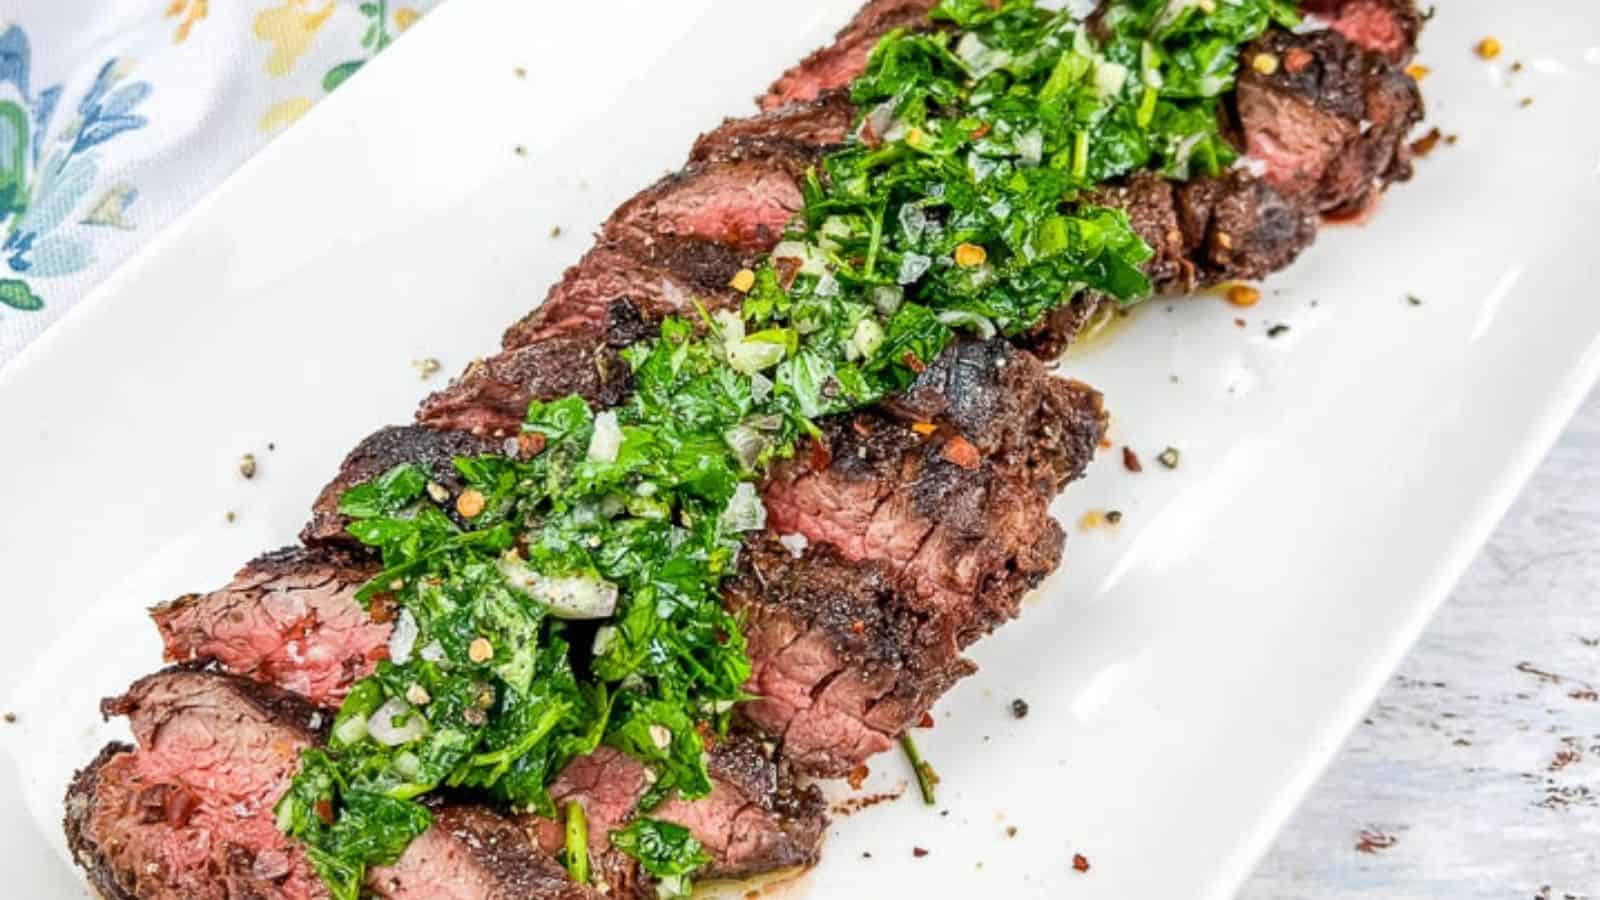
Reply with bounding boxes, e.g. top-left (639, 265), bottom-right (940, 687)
top-left (3, 1), bottom-right (1598, 897)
